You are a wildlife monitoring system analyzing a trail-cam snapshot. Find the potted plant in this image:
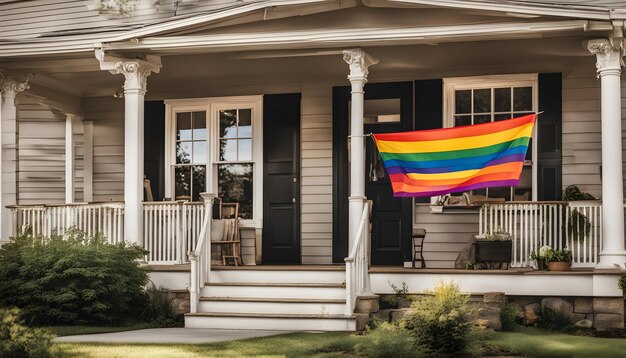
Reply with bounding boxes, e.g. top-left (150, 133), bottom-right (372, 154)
top-left (529, 245), bottom-right (551, 270)
top-left (545, 247), bottom-right (573, 271)
top-left (474, 227), bottom-right (513, 268)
